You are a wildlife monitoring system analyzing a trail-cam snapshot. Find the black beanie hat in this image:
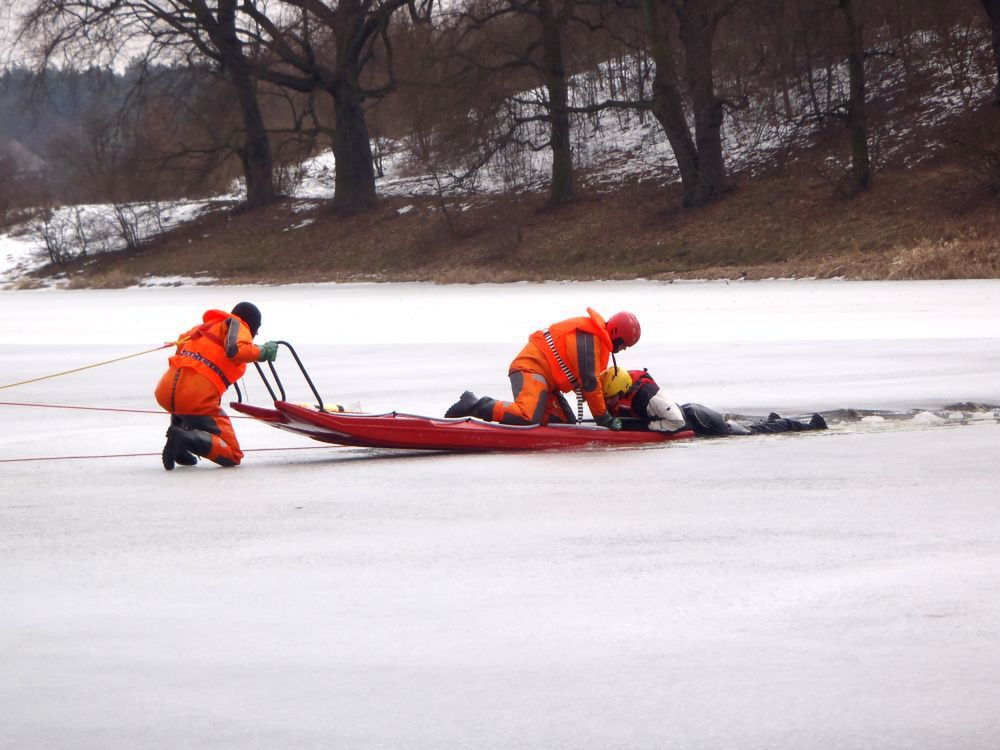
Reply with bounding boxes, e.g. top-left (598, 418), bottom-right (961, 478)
top-left (231, 301), bottom-right (261, 336)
